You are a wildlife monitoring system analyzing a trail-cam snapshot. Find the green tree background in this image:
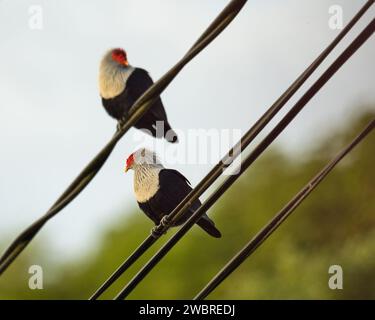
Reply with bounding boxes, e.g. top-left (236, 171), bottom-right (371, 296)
top-left (0, 110), bottom-right (374, 299)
